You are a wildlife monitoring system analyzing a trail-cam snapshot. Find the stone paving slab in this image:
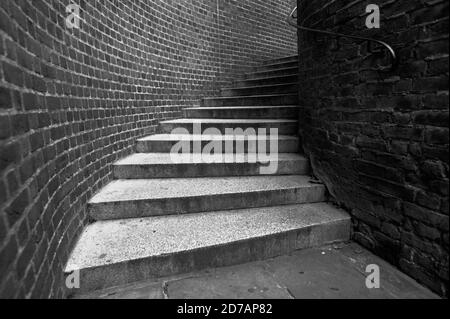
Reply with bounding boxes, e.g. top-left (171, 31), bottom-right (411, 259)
top-left (166, 263), bottom-right (293, 299)
top-left (74, 281), bottom-right (165, 299)
top-left (264, 242), bottom-right (437, 299)
top-left (75, 242), bottom-right (439, 299)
